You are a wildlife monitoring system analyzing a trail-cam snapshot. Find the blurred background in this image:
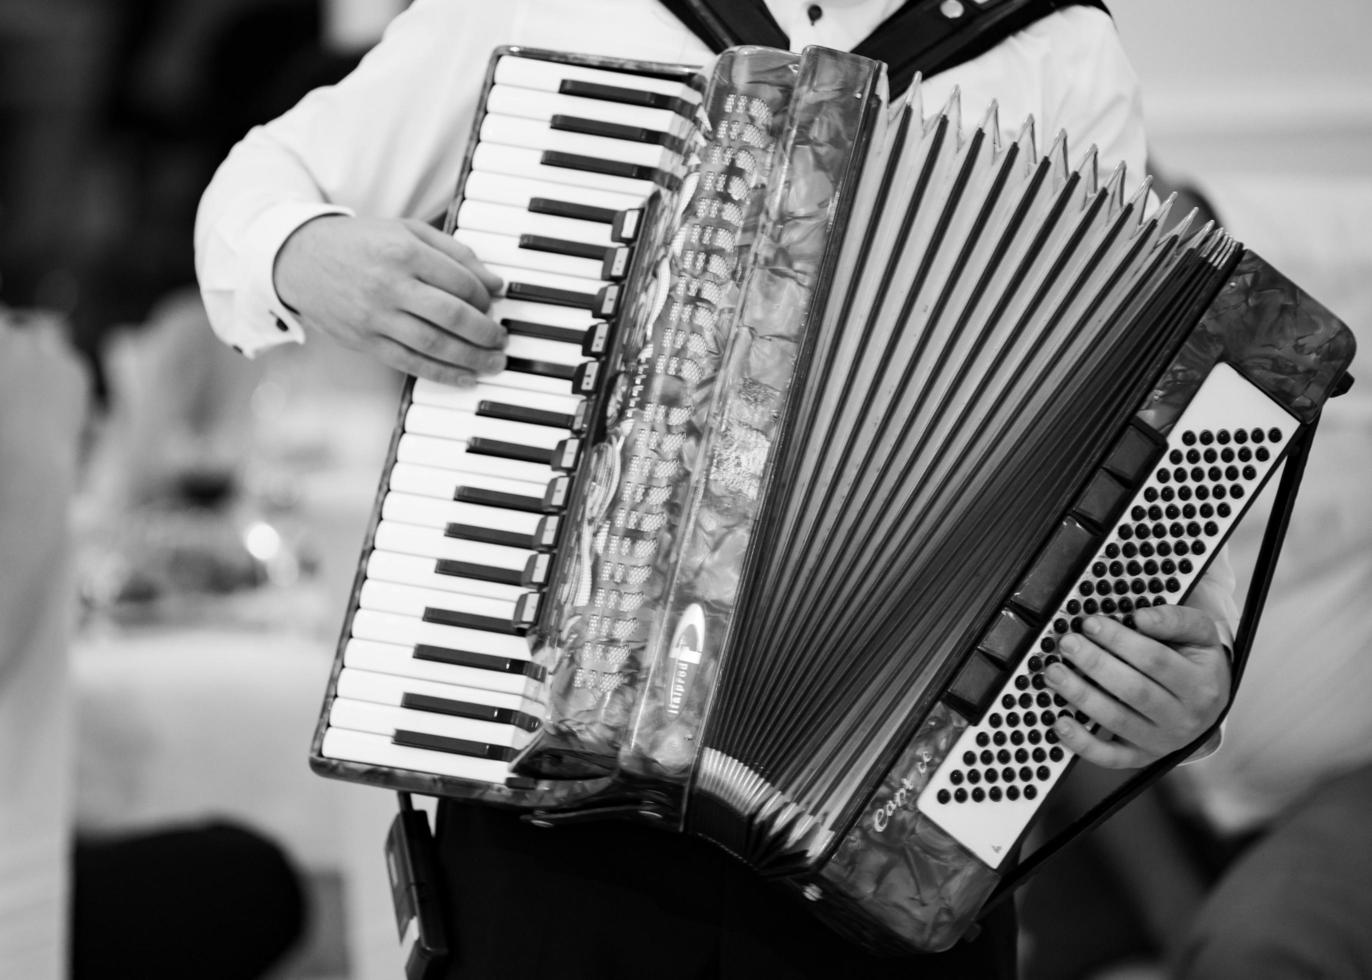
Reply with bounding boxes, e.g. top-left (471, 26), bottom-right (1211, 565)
top-left (0, 1), bottom-right (1367, 978)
